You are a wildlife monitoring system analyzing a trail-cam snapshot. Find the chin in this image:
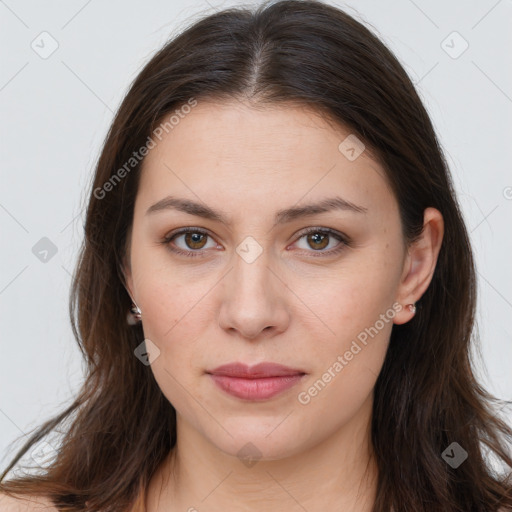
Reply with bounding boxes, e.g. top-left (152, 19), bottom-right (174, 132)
top-left (205, 422), bottom-right (310, 463)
